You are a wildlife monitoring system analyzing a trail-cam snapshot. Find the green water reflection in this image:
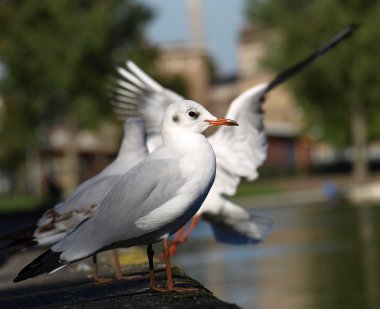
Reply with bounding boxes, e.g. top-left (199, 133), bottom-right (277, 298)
top-left (172, 204), bottom-right (380, 309)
